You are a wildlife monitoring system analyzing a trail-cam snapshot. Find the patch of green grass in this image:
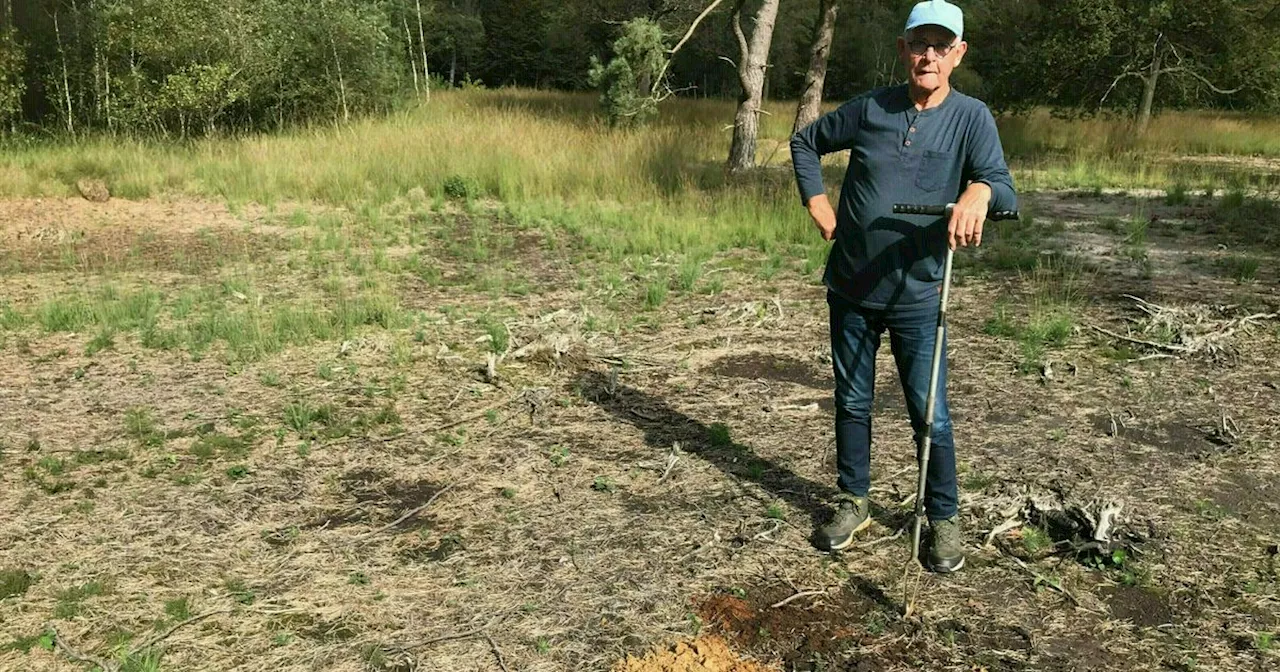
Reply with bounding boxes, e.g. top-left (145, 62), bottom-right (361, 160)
top-left (37, 456), bottom-right (66, 476)
top-left (118, 647), bottom-right (164, 672)
top-left (0, 301), bottom-right (27, 331)
top-left (1217, 255), bottom-right (1260, 283)
top-left (983, 301), bottom-right (1018, 338)
top-left (1215, 192), bottom-right (1280, 250)
top-left (962, 469), bottom-right (997, 492)
top-left (164, 596), bottom-right (192, 622)
top-left (190, 433), bottom-right (252, 461)
top-left (997, 255), bottom-right (1089, 372)
top-left (224, 577), bottom-right (256, 605)
top-left (23, 462), bottom-right (76, 494)
top-left (803, 244), bottom-right (829, 276)
top-left (1192, 498), bottom-right (1228, 520)
top-left (54, 580), bottom-right (110, 618)
top-left (863, 611), bottom-right (887, 636)
top-left (708, 422), bottom-right (732, 448)
top-left (1021, 526), bottom-right (1052, 555)
top-left (125, 407), bottom-right (165, 447)
top-left (1256, 631), bottom-right (1275, 652)
top-left (548, 445), bottom-right (569, 467)
top-left (73, 448), bottom-right (129, 466)
top-left (757, 253), bottom-right (784, 280)
top-left (0, 569), bottom-right (36, 599)
top-left (259, 370), bottom-right (283, 387)
top-left (348, 571), bottom-right (370, 586)
top-left (284, 401), bottom-right (336, 437)
top-left (1164, 184), bottom-right (1189, 206)
top-left (1, 629), bottom-right (54, 654)
top-left (591, 476), bottom-right (616, 493)
top-left (676, 258), bottom-right (703, 292)
top-left (37, 287), bottom-right (163, 334)
top-left (534, 636), bottom-right (552, 655)
top-left (644, 278), bottom-right (669, 310)
top-left (481, 317), bottom-right (509, 354)
top-left (85, 329), bottom-right (116, 356)
top-left (764, 501), bottom-right (786, 520)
